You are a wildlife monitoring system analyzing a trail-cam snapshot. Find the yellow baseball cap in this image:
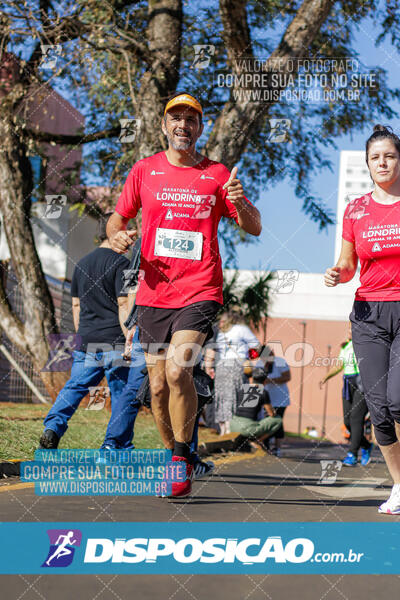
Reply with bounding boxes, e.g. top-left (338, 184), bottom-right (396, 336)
top-left (164, 93), bottom-right (203, 117)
